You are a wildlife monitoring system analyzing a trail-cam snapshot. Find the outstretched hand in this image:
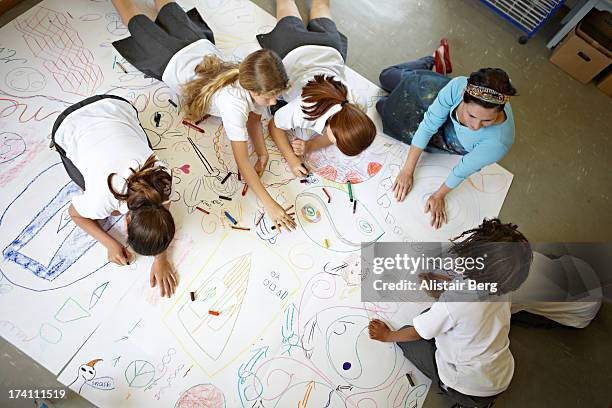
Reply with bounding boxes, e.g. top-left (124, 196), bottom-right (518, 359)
top-left (424, 194), bottom-right (447, 229)
top-left (150, 256), bottom-right (177, 298)
top-left (368, 319), bottom-right (392, 342)
top-left (393, 169), bottom-right (414, 202)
